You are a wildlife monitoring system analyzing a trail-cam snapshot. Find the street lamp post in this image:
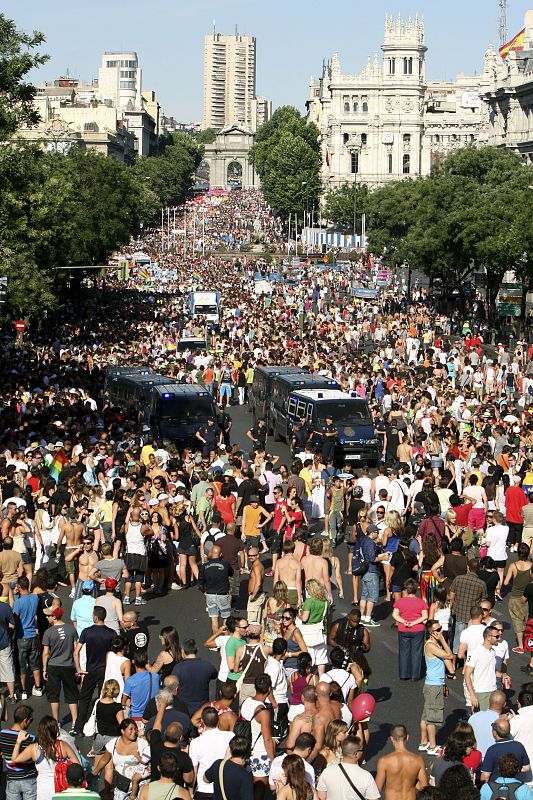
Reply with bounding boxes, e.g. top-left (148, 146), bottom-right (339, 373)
top-left (347, 134), bottom-right (363, 250)
top-left (301, 181), bottom-right (307, 255)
